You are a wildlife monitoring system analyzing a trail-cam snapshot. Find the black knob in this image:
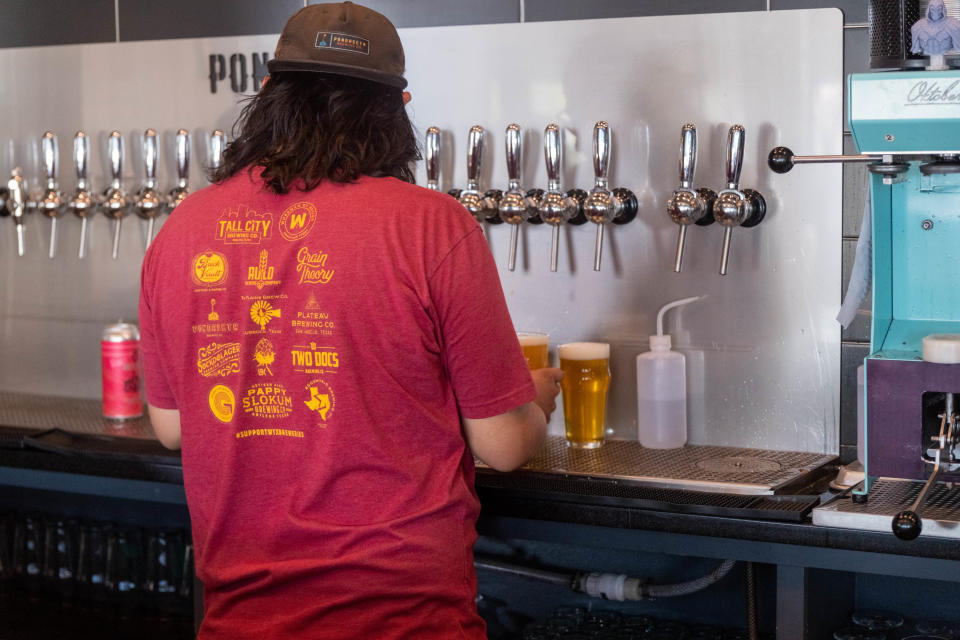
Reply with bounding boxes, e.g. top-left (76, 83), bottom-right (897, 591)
top-left (612, 187), bottom-right (638, 225)
top-left (892, 510), bottom-right (922, 541)
top-left (695, 188), bottom-right (717, 226)
top-left (447, 188), bottom-right (462, 200)
top-left (524, 188), bottom-right (545, 224)
top-left (483, 189), bottom-right (504, 224)
top-left (565, 188), bottom-right (588, 226)
top-left (741, 189), bottom-right (767, 228)
top-left (768, 147), bottom-right (795, 174)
